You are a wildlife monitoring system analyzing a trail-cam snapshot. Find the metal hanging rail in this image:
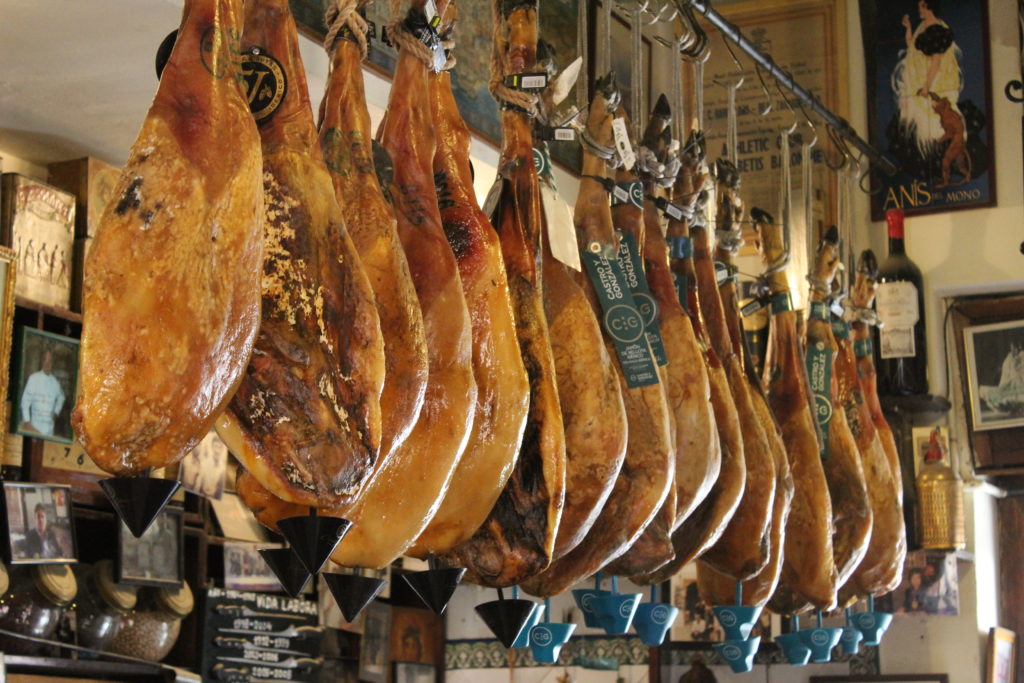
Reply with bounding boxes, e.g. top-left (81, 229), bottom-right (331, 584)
top-left (681, 0), bottom-right (899, 177)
